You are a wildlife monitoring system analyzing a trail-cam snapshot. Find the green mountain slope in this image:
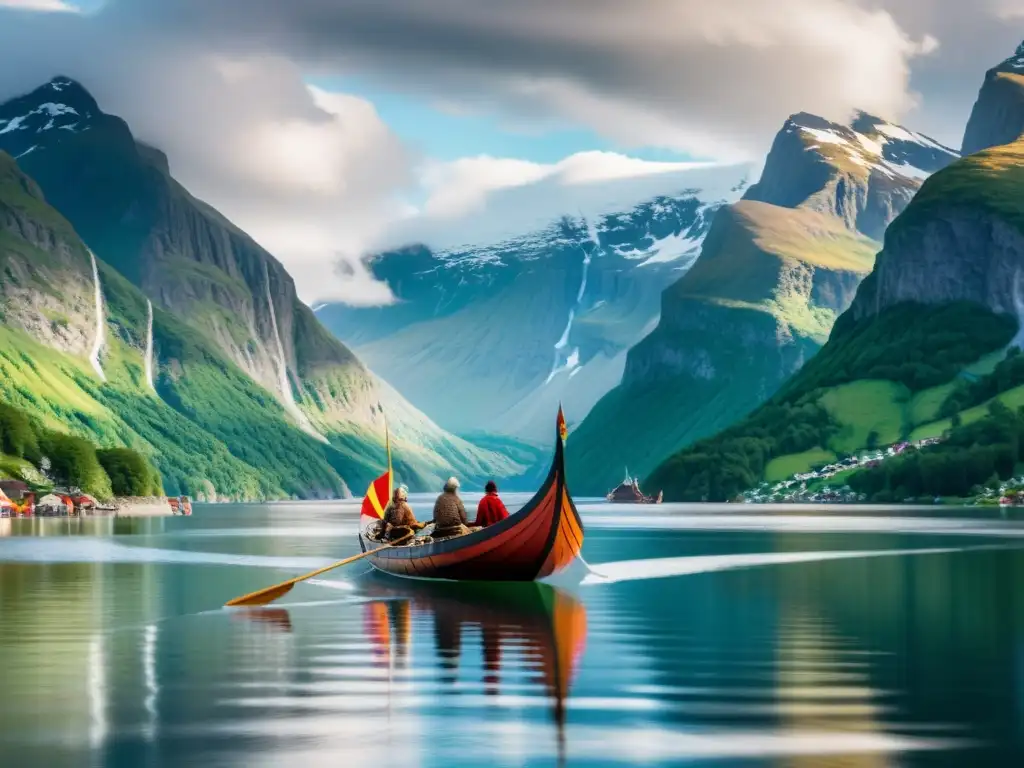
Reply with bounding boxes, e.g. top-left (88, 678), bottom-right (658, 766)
top-left (565, 110), bottom-right (958, 497)
top-left (0, 78), bottom-right (522, 493)
top-left (0, 150), bottom-right (520, 498)
top-left (567, 202), bottom-right (878, 494)
top-left (0, 151), bottom-right (370, 497)
top-left (646, 133), bottom-right (1024, 501)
